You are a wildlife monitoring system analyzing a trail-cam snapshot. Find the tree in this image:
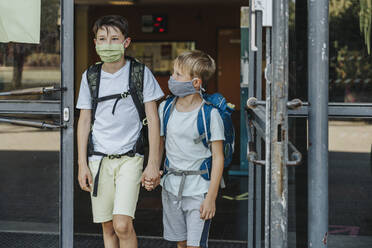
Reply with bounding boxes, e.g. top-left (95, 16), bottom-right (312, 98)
top-left (10, 0), bottom-right (60, 89)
